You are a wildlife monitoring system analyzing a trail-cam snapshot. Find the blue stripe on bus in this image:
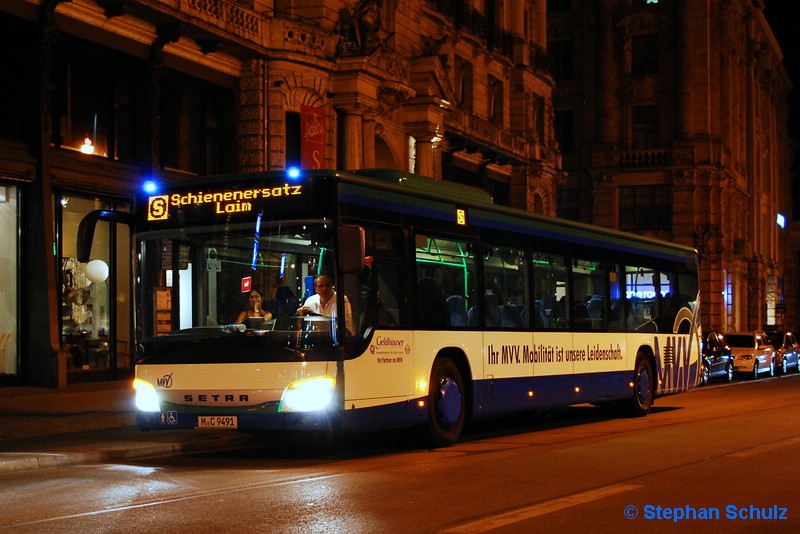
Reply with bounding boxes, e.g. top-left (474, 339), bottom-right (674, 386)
top-left (471, 371), bottom-right (633, 417)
